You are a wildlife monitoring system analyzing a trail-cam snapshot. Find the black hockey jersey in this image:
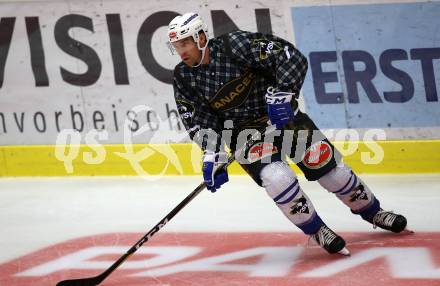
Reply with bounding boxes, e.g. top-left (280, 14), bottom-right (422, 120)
top-left (173, 30), bottom-right (308, 152)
